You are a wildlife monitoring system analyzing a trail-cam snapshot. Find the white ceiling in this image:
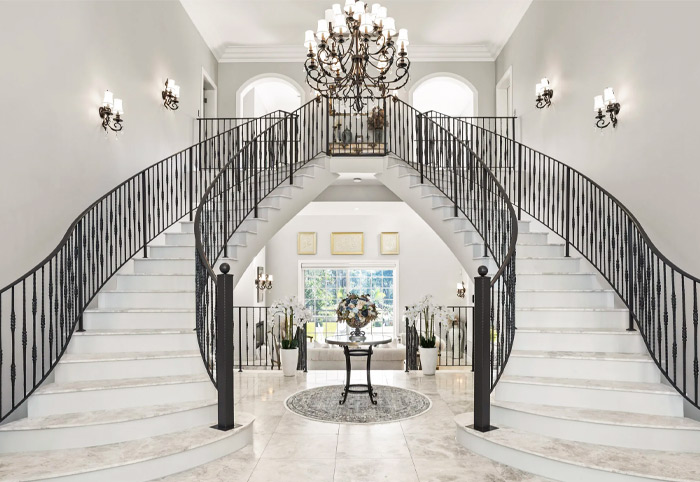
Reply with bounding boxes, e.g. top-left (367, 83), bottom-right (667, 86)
top-left (179, 0), bottom-right (532, 61)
